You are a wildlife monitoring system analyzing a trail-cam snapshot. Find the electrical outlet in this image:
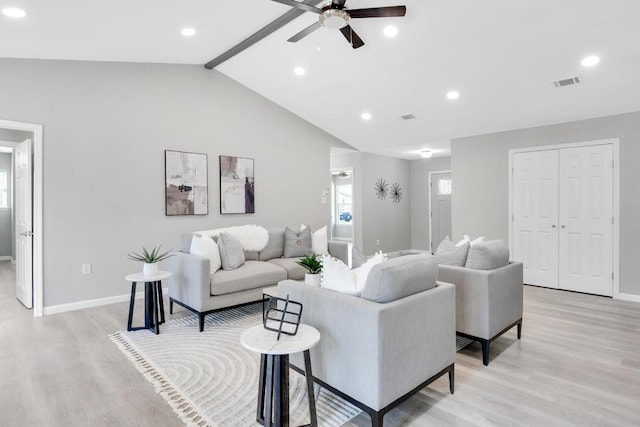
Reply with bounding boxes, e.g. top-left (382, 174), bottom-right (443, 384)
top-left (82, 264), bottom-right (91, 275)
